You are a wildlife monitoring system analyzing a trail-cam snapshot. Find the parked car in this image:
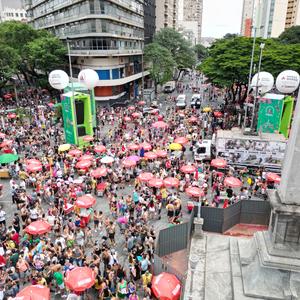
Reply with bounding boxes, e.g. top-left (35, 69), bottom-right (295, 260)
top-left (176, 94), bottom-right (187, 110)
top-left (163, 81), bottom-right (176, 93)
